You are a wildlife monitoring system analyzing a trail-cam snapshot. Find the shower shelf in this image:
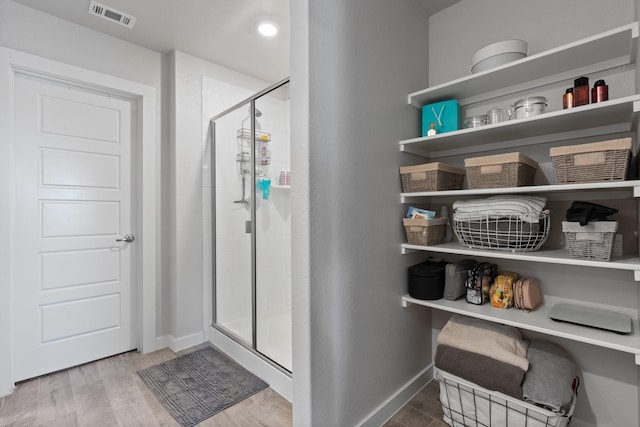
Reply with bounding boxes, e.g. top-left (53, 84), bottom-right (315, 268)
top-left (272, 185), bottom-right (291, 190)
